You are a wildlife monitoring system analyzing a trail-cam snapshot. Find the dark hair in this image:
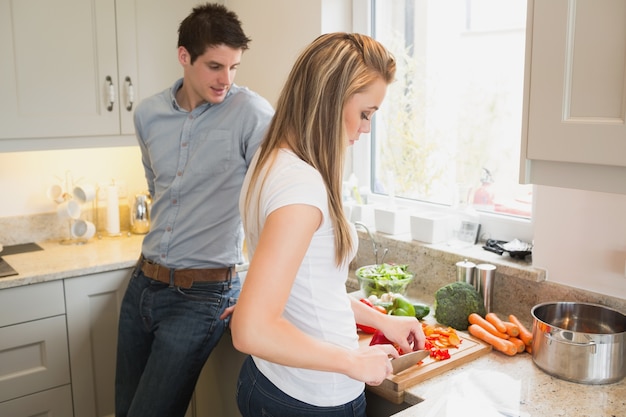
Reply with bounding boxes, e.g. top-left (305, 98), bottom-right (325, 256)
top-left (178, 3), bottom-right (251, 64)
